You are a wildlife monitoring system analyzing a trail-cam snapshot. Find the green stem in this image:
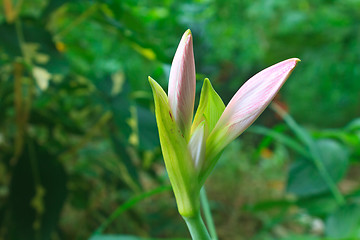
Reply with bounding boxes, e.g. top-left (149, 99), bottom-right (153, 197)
top-left (183, 212), bottom-right (212, 240)
top-left (312, 154), bottom-right (345, 205)
top-left (271, 103), bottom-right (345, 205)
top-left (200, 188), bottom-right (218, 240)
